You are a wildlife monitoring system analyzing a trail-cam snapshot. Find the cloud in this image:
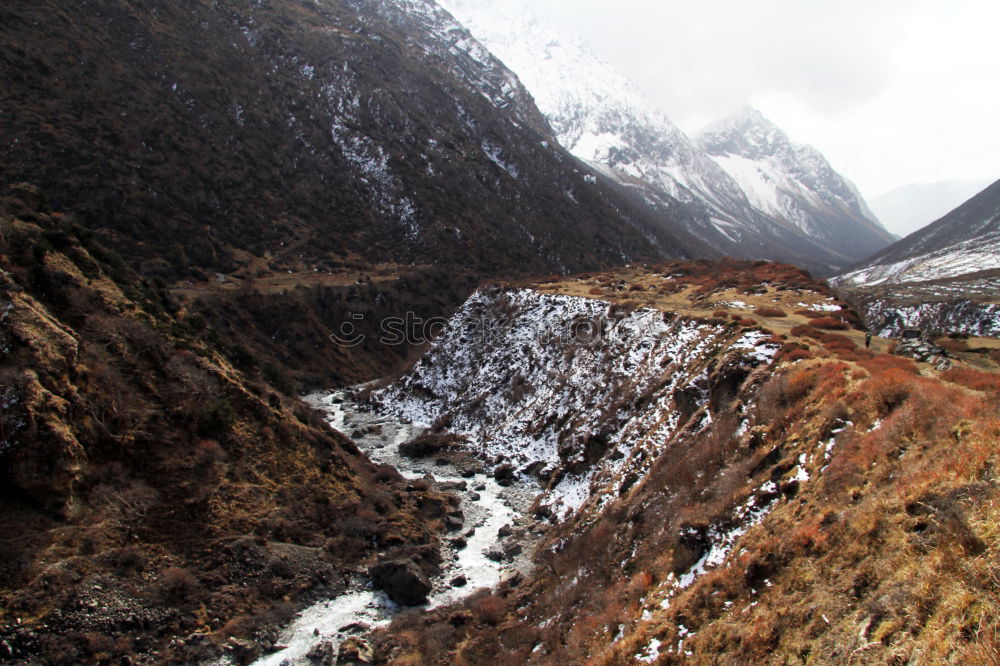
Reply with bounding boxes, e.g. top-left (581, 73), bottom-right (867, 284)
top-left (526, 0), bottom-right (1000, 196)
